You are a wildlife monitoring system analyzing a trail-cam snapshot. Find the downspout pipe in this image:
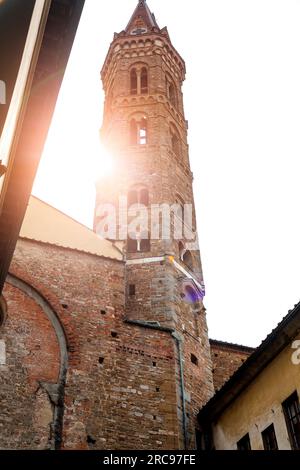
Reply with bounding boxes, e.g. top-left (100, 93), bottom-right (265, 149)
top-left (172, 331), bottom-right (188, 450)
top-left (124, 319), bottom-right (188, 450)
